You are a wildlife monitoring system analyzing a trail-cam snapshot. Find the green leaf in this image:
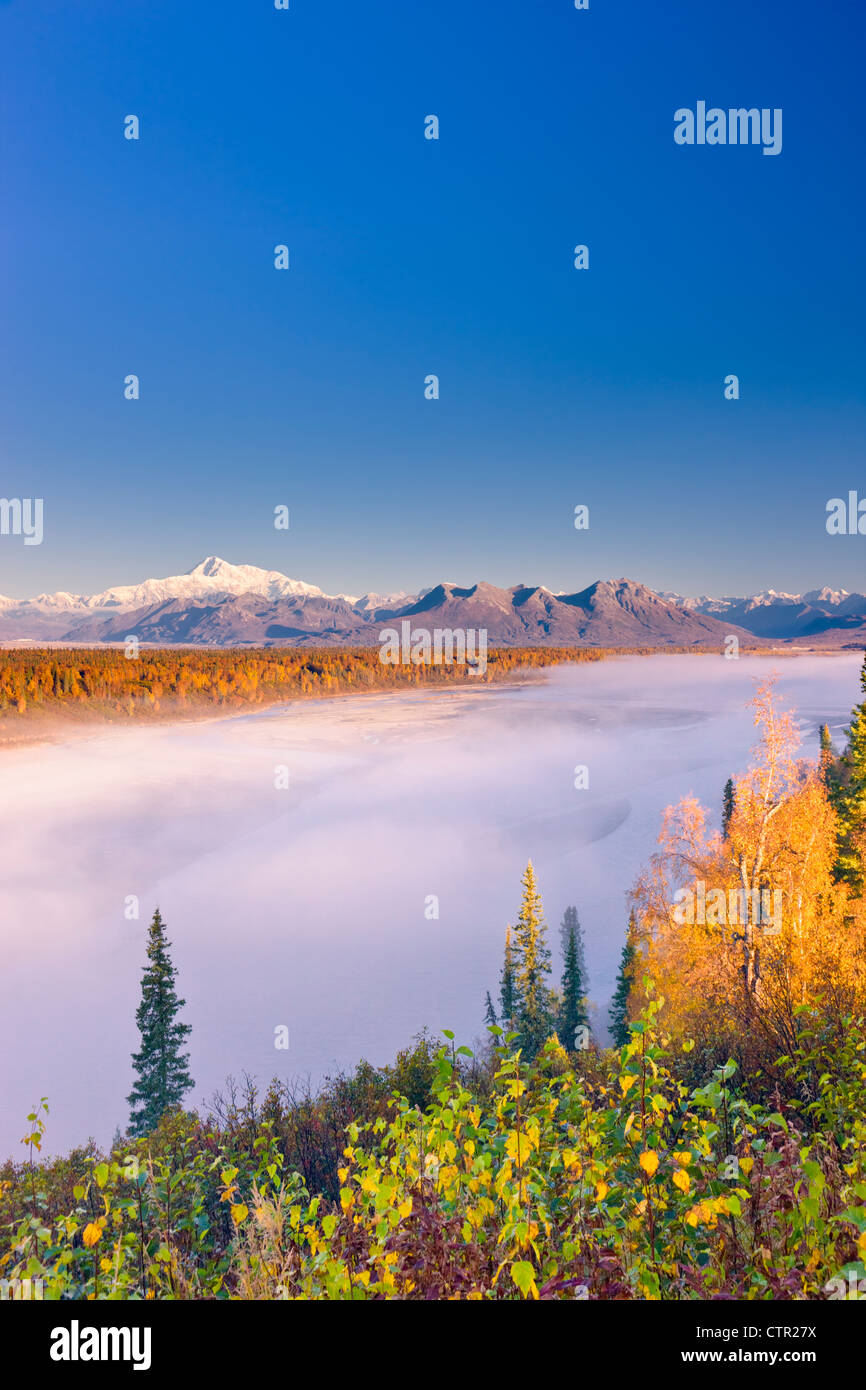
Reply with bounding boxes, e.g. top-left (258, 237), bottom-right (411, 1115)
top-left (511, 1260), bottom-right (536, 1295)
